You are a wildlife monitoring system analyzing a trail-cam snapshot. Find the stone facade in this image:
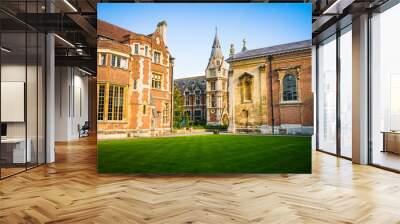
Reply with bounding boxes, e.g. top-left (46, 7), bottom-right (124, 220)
top-left (227, 40), bottom-right (313, 135)
top-left (205, 30), bottom-right (229, 126)
top-left (97, 20), bottom-right (173, 138)
top-left (174, 76), bottom-right (207, 123)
